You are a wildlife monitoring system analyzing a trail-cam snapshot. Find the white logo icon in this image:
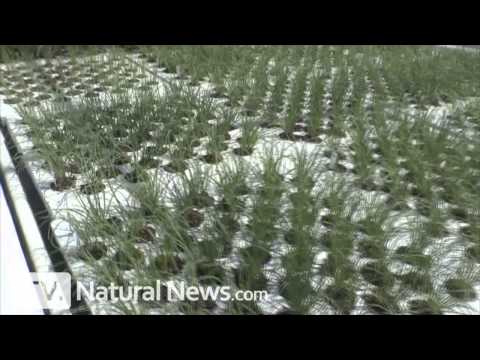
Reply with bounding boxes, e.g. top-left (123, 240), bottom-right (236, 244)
top-left (31, 273), bottom-right (71, 311)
